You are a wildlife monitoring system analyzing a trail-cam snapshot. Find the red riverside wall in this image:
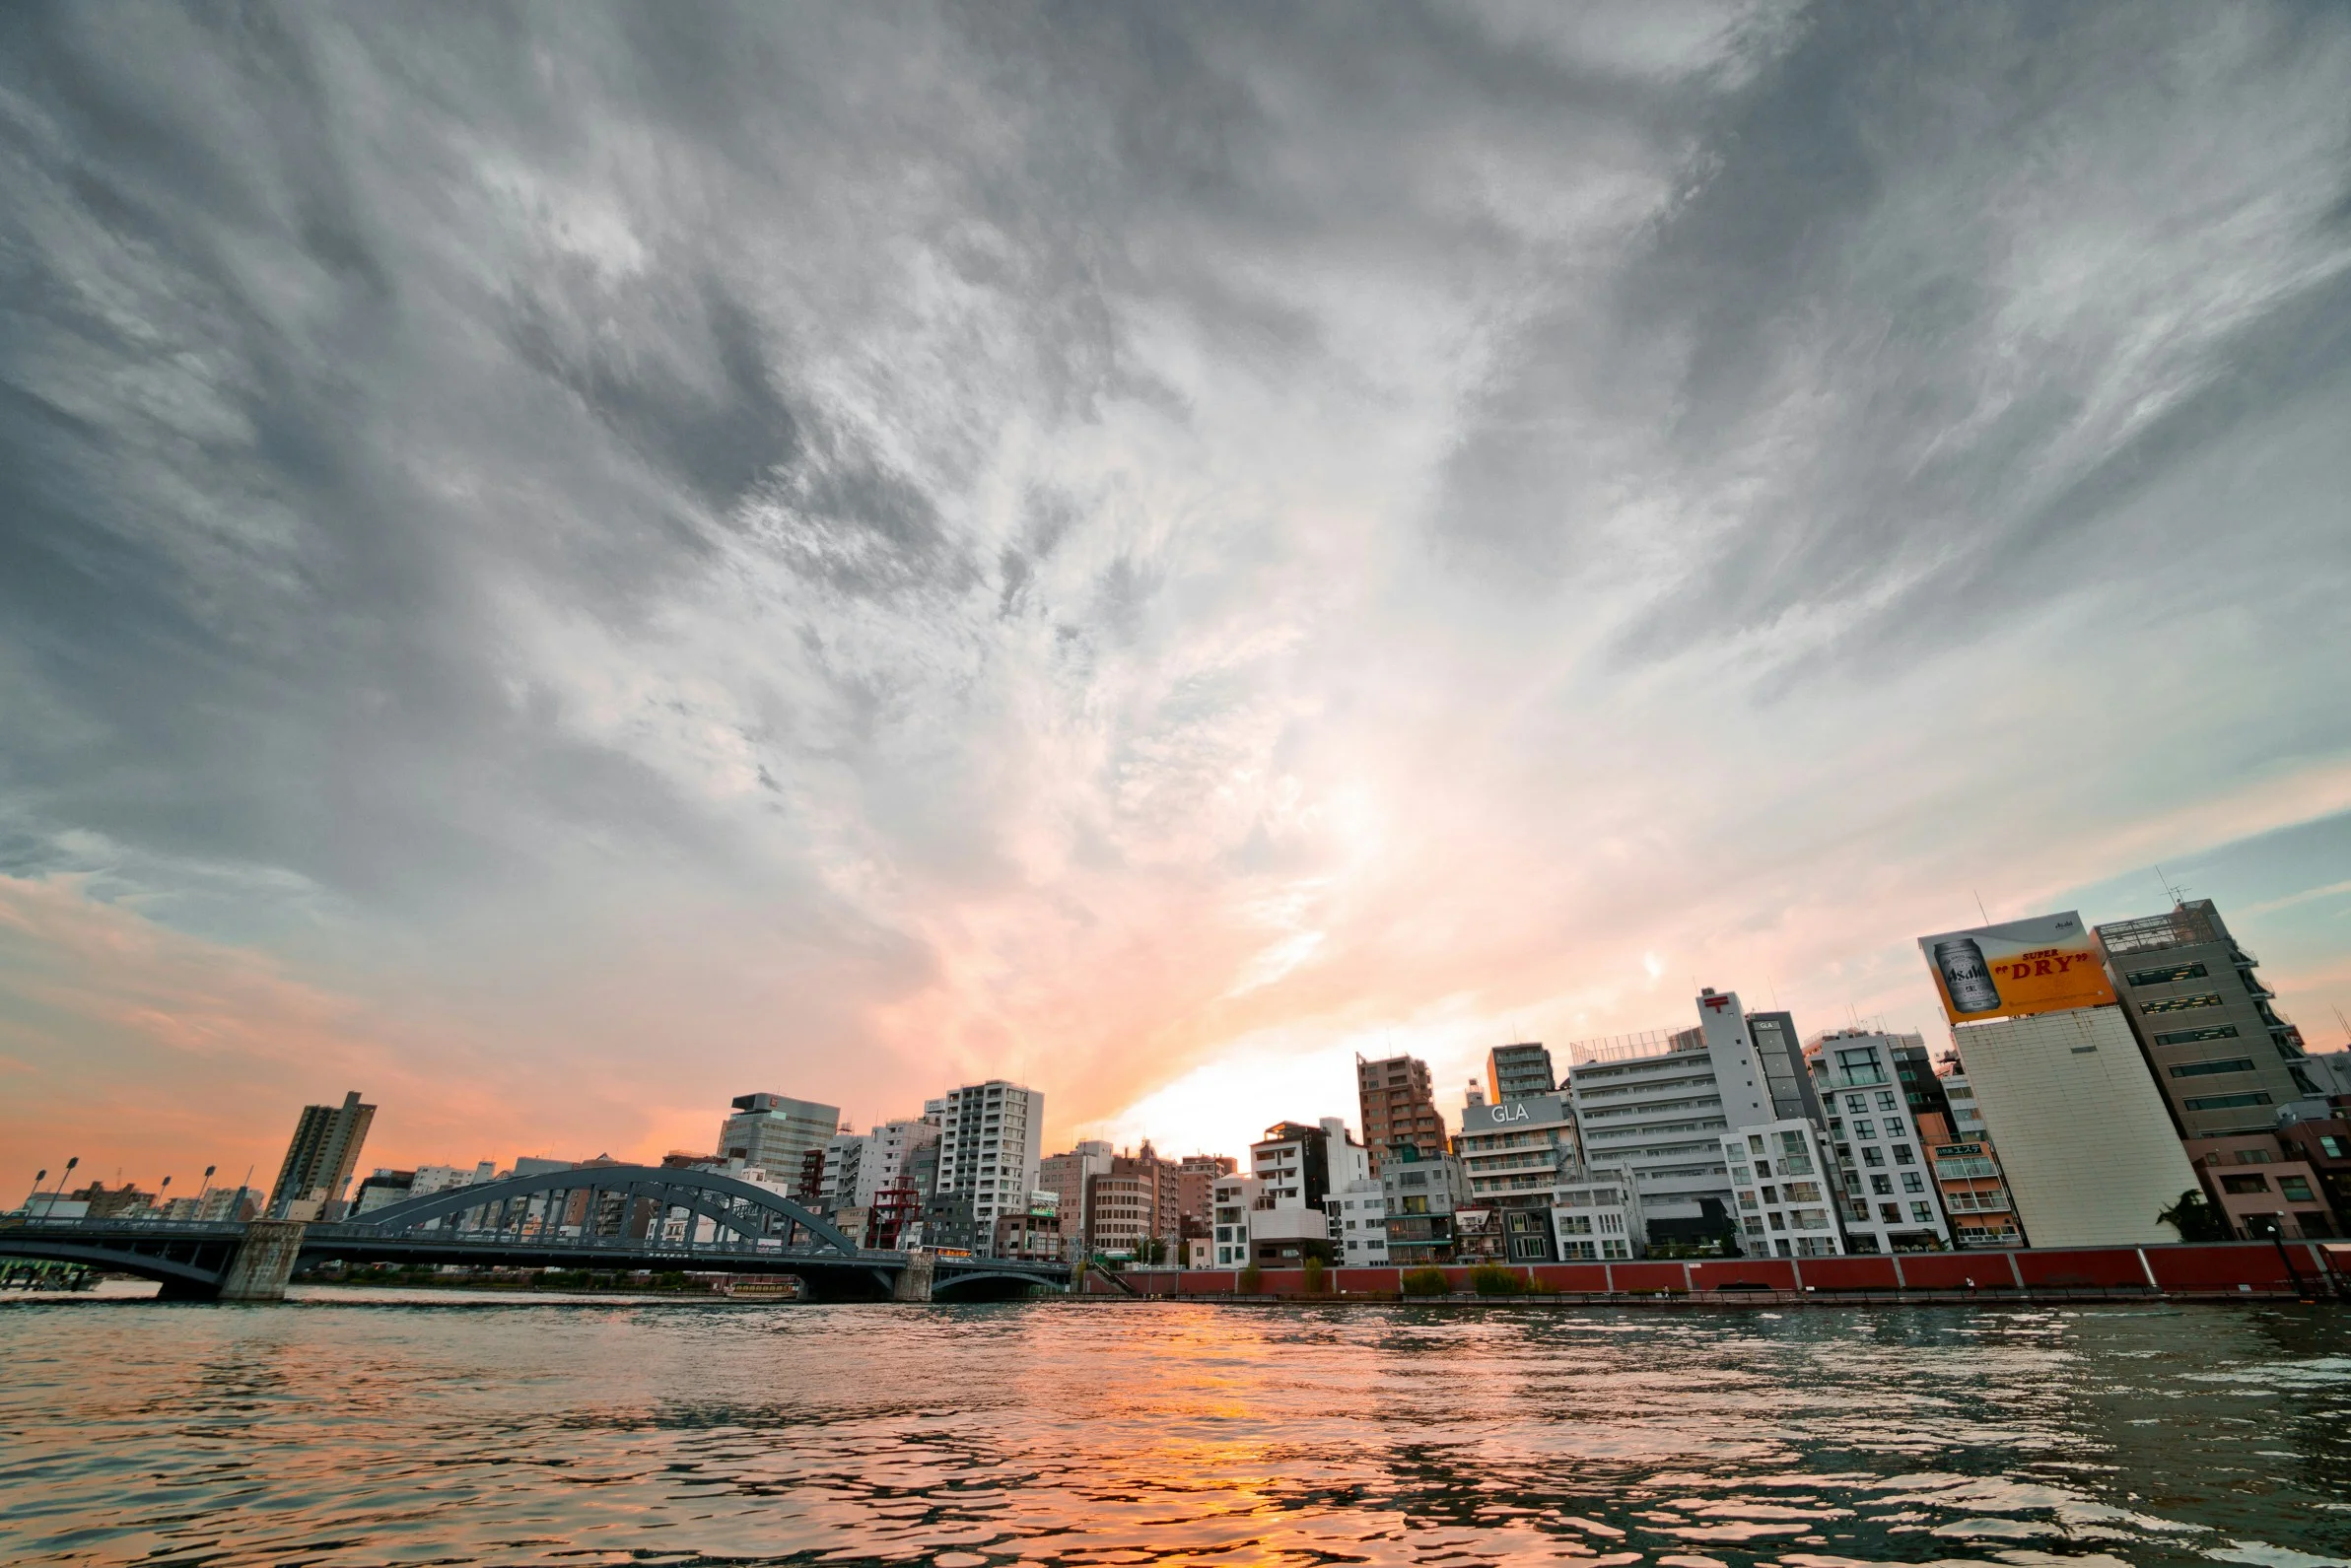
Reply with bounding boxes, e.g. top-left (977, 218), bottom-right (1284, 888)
top-left (1080, 1241), bottom-right (2337, 1300)
top-left (1692, 1259), bottom-right (1799, 1291)
top-left (1793, 1256), bottom-right (1901, 1290)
